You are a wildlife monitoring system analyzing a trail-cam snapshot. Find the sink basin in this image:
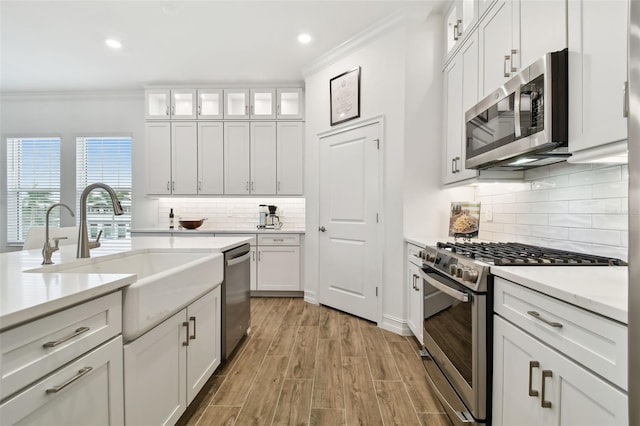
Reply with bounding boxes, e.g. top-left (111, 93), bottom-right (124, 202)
top-left (27, 250), bottom-right (224, 342)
